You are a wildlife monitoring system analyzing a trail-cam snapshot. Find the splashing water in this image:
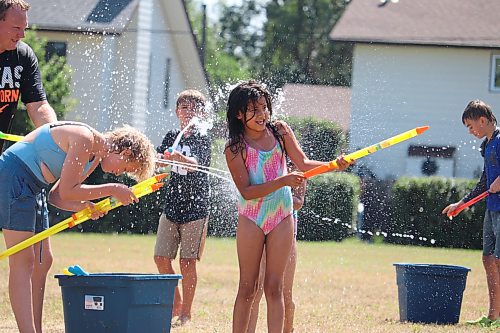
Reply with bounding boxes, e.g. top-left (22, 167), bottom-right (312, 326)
top-left (300, 209), bottom-right (437, 246)
top-left (170, 118), bottom-right (196, 151)
top-left (156, 158), bottom-right (232, 183)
